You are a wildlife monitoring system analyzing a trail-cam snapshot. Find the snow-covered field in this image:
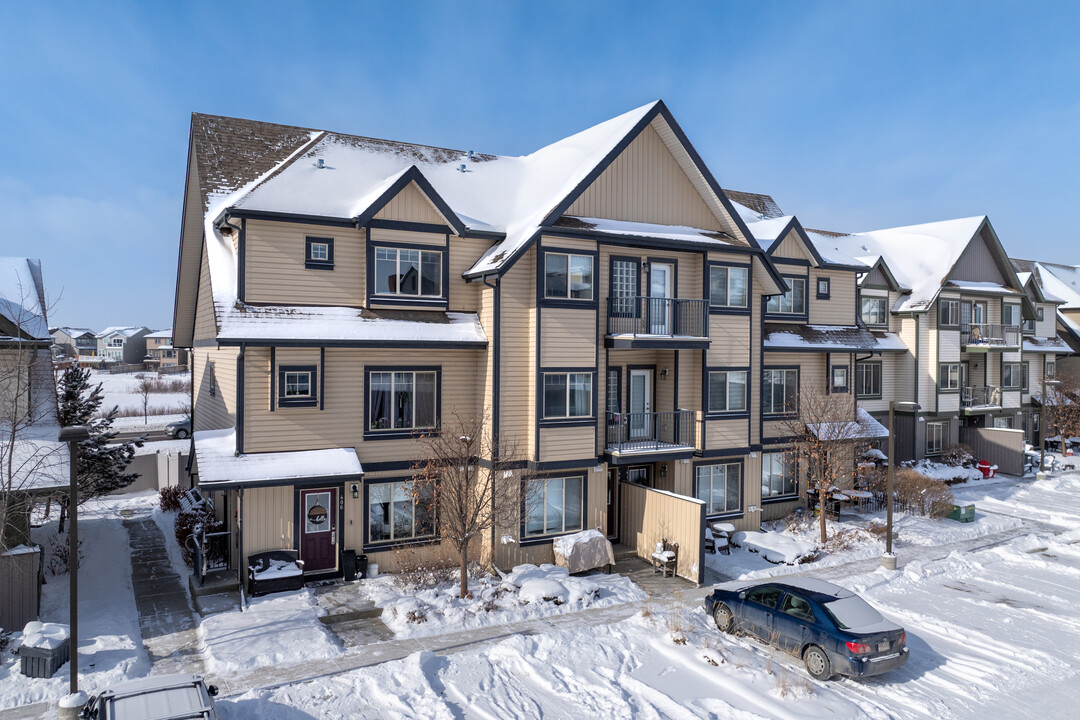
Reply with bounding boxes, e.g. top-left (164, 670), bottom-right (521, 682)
top-left (86, 369), bottom-right (190, 422)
